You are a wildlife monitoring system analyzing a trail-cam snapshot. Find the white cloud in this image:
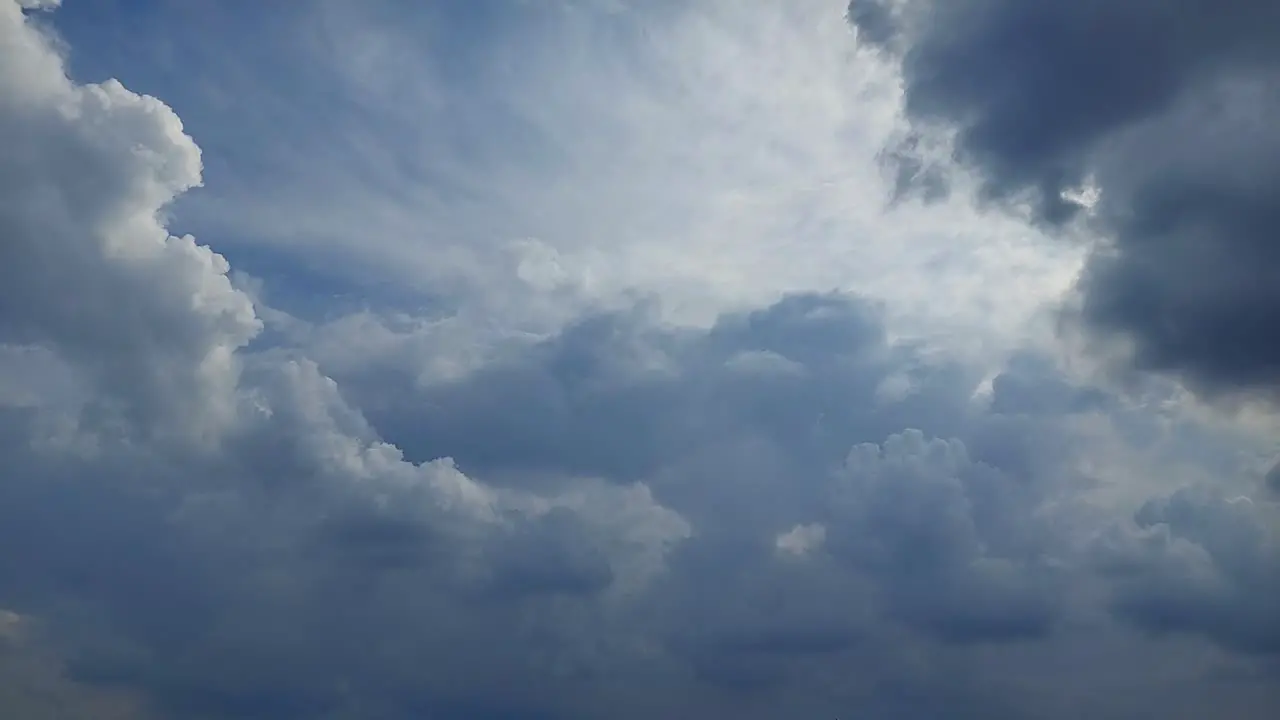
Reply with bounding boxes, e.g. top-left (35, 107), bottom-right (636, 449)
top-left (1, 0), bottom-right (259, 442)
top-left (775, 523), bottom-right (826, 556)
top-left (0, 6), bottom-right (690, 714)
top-left (174, 0), bottom-right (1081, 362)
